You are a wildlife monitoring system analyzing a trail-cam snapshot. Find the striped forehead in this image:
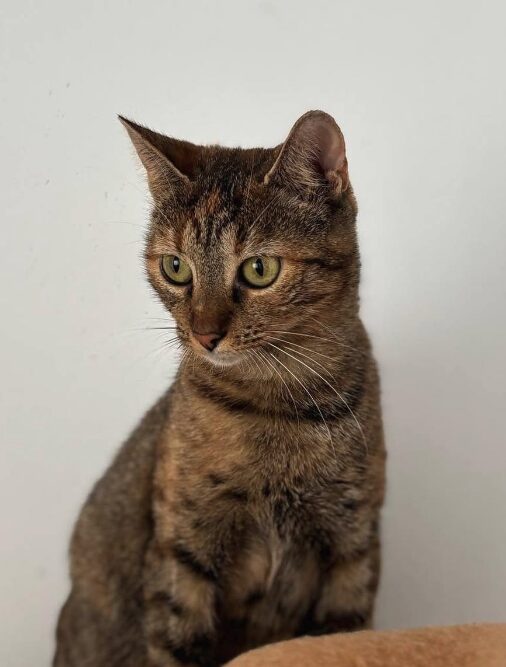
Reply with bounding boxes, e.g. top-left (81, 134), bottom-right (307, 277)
top-left (181, 186), bottom-right (245, 252)
top-left (174, 195), bottom-right (240, 283)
